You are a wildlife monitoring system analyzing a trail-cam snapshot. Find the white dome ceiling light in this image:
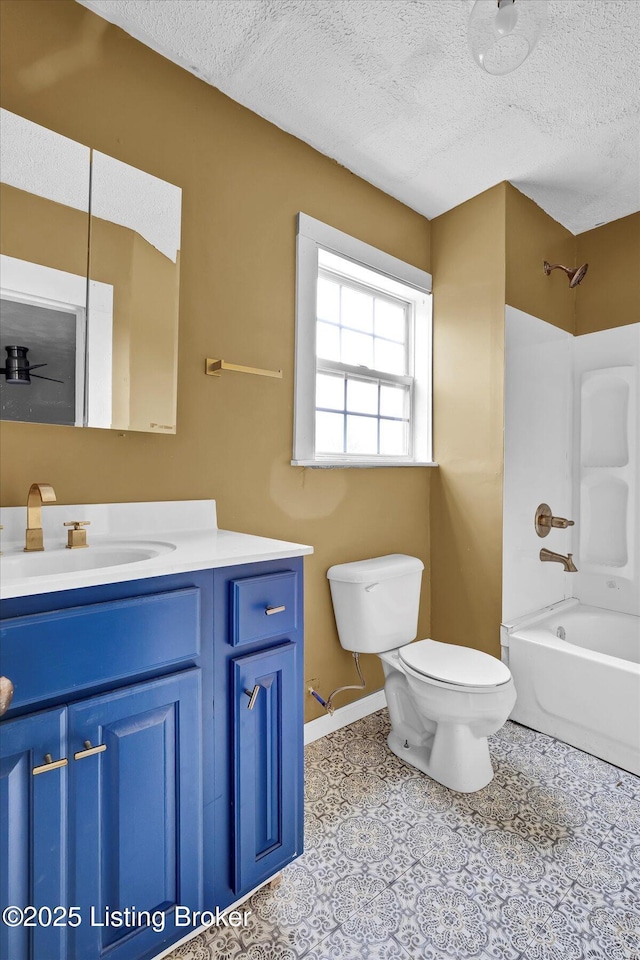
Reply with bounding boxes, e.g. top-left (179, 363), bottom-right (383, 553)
top-left (468, 0), bottom-right (549, 75)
